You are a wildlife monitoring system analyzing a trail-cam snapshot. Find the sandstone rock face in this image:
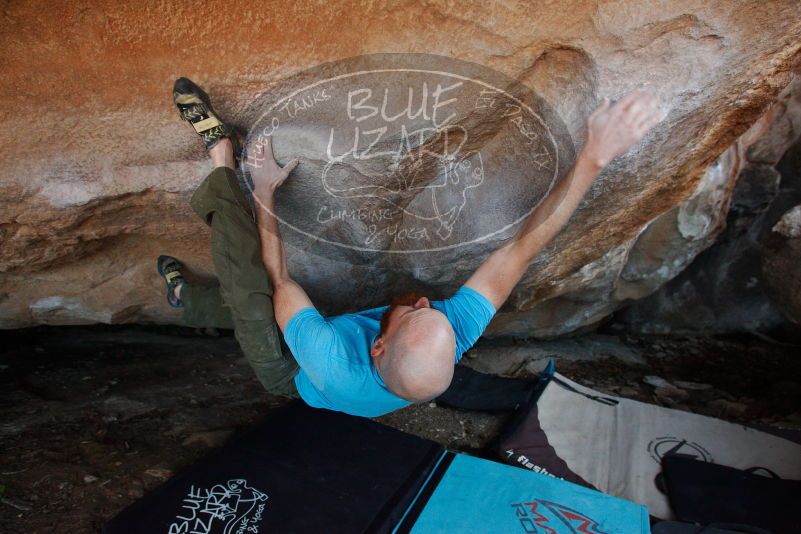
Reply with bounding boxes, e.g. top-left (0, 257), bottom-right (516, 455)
top-left (763, 205), bottom-right (801, 326)
top-left (1, 1), bottom-right (800, 335)
top-left (617, 76), bottom-right (801, 335)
